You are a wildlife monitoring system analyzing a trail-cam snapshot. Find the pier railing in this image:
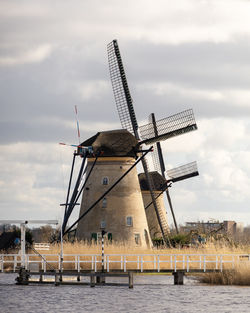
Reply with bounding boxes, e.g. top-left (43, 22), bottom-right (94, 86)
top-left (0, 253), bottom-right (249, 273)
